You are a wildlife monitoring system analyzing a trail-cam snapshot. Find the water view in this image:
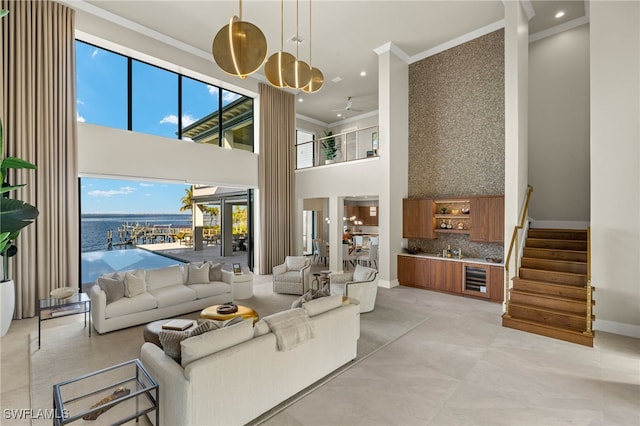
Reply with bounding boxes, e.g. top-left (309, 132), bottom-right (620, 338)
top-left (81, 213), bottom-right (192, 252)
